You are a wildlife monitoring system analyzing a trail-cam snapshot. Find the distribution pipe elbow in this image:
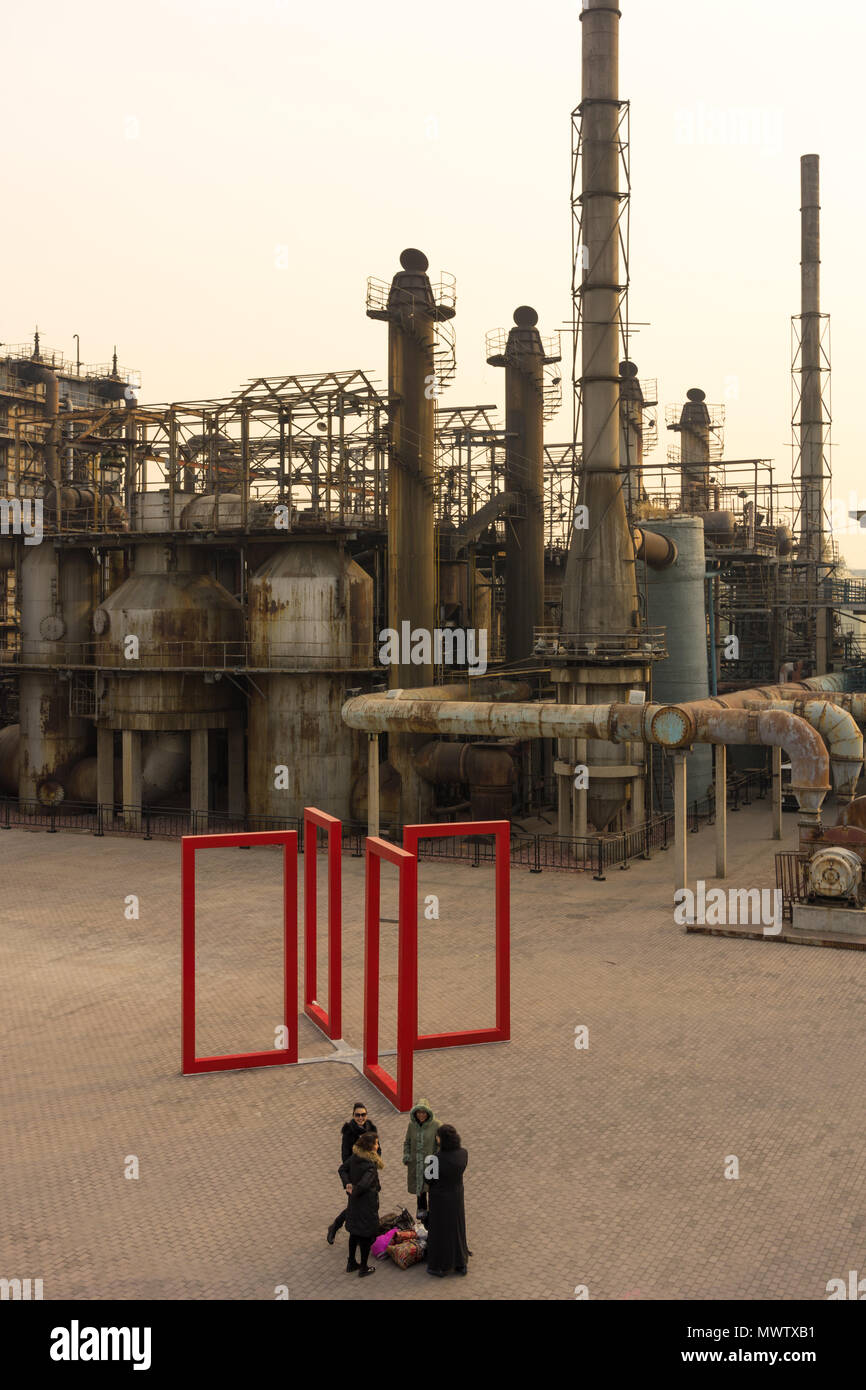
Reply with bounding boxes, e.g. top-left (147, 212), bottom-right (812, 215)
top-left (687, 705), bottom-right (830, 821)
top-left (765, 698), bottom-right (862, 800)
